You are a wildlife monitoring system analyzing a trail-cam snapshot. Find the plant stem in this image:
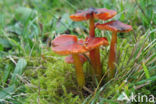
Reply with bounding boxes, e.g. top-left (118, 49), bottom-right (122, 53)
top-left (89, 15), bottom-right (102, 80)
top-left (108, 31), bottom-right (117, 78)
top-left (72, 54), bottom-right (85, 87)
